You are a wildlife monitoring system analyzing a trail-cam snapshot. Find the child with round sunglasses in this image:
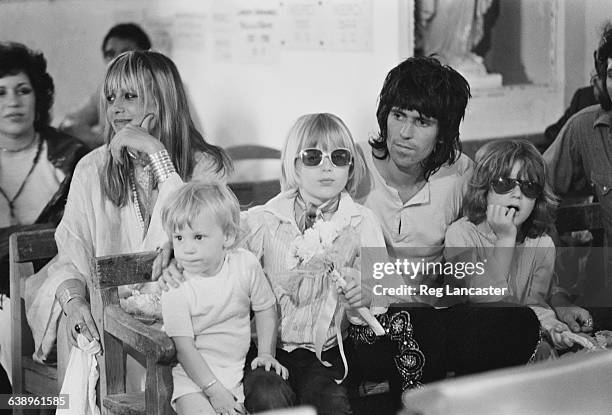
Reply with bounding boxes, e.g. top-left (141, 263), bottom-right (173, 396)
top-left (238, 113), bottom-right (387, 414)
top-left (445, 139), bottom-right (589, 352)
